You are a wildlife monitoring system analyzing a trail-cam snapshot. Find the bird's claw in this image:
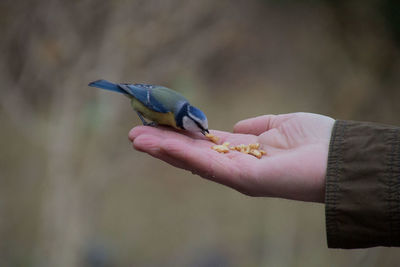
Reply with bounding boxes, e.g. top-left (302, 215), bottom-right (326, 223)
top-left (135, 111), bottom-right (158, 127)
top-left (144, 121), bottom-right (158, 127)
